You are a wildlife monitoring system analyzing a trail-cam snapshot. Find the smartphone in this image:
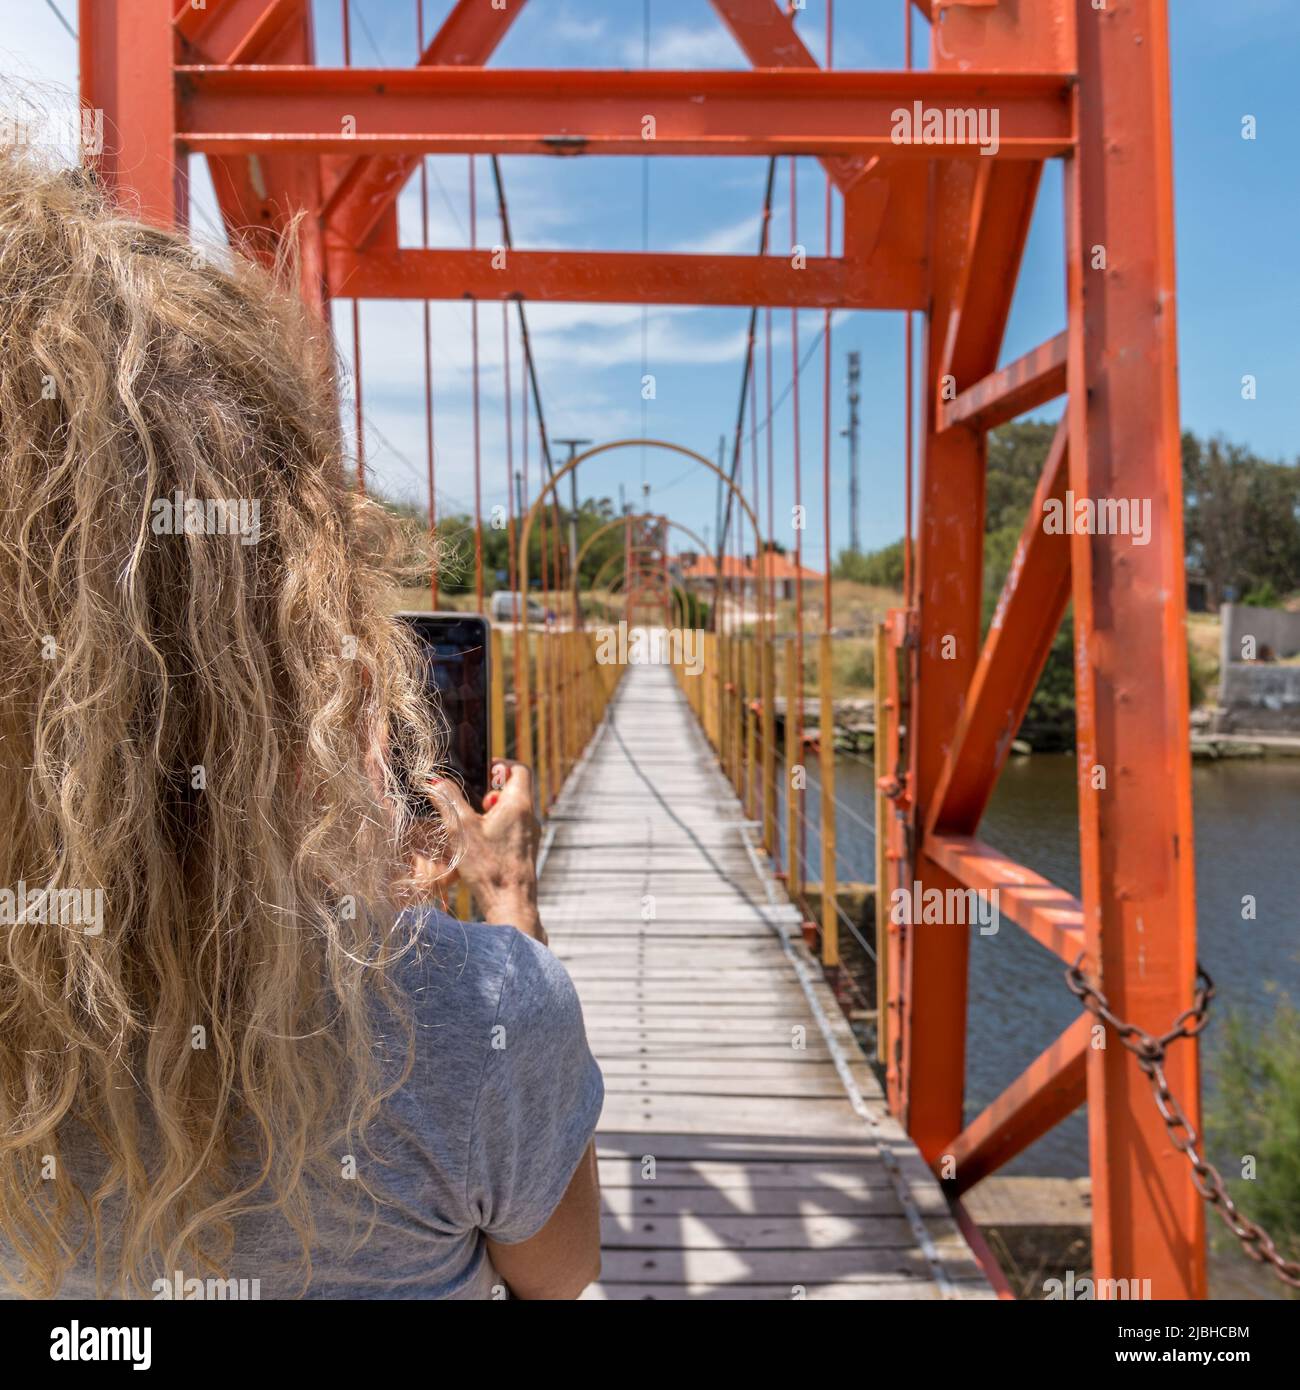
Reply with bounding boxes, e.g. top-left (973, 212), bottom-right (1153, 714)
top-left (395, 612), bottom-right (491, 815)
